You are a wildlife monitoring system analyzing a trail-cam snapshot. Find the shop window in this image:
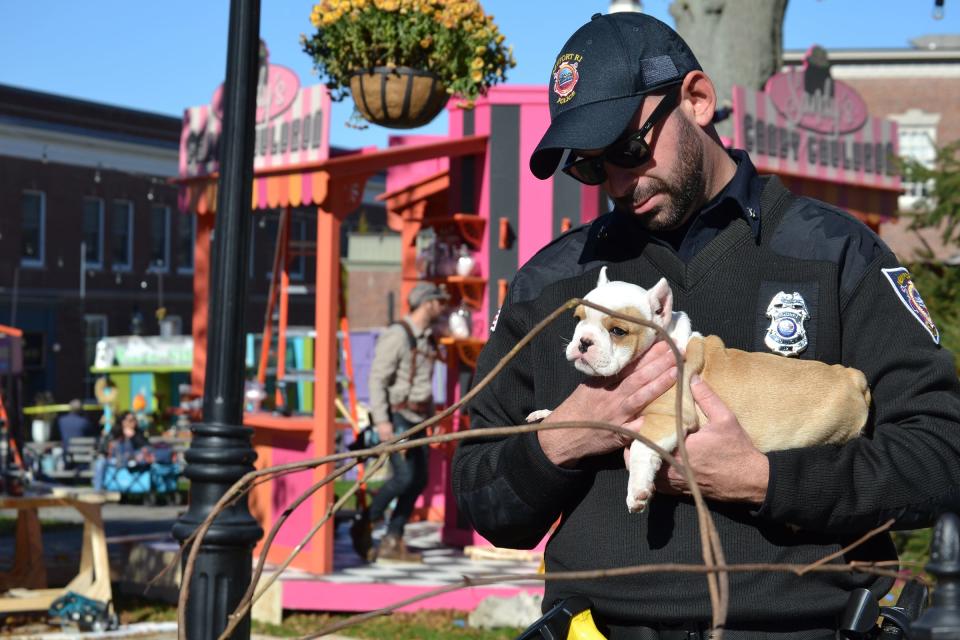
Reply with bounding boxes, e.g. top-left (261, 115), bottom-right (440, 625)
top-left (21, 190), bottom-right (45, 268)
top-left (149, 204), bottom-right (170, 272)
top-left (176, 213), bottom-right (196, 274)
top-left (82, 197), bottom-right (104, 269)
top-left (110, 200), bottom-right (134, 271)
